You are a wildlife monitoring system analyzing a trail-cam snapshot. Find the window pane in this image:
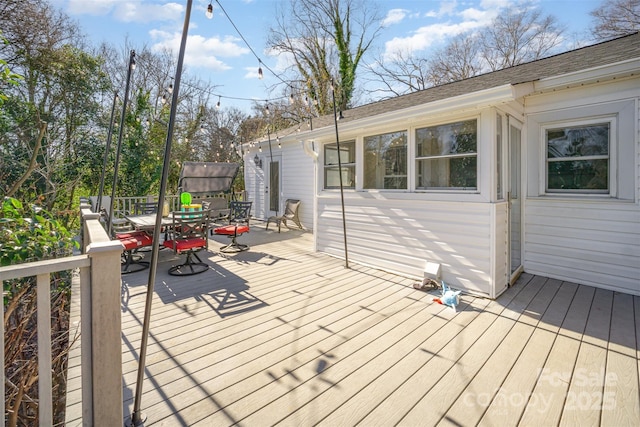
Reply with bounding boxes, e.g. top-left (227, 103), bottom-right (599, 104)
top-left (548, 159), bottom-right (608, 190)
top-left (416, 119), bottom-right (477, 157)
top-left (325, 166), bottom-right (355, 188)
top-left (324, 141), bottom-right (355, 165)
top-left (547, 124), bottom-right (609, 158)
top-left (415, 119), bottom-right (477, 190)
top-left (546, 123), bottom-right (610, 193)
top-left (364, 131), bottom-right (407, 189)
top-left (416, 157), bottom-right (477, 189)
